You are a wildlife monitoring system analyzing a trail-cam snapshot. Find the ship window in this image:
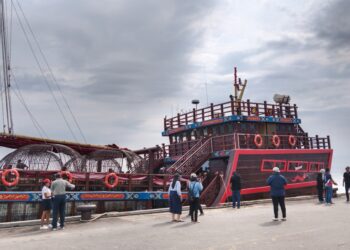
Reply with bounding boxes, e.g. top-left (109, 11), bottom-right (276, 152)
top-left (309, 162), bottom-right (324, 172)
top-left (287, 161), bottom-right (308, 172)
top-left (260, 160), bottom-right (286, 172)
